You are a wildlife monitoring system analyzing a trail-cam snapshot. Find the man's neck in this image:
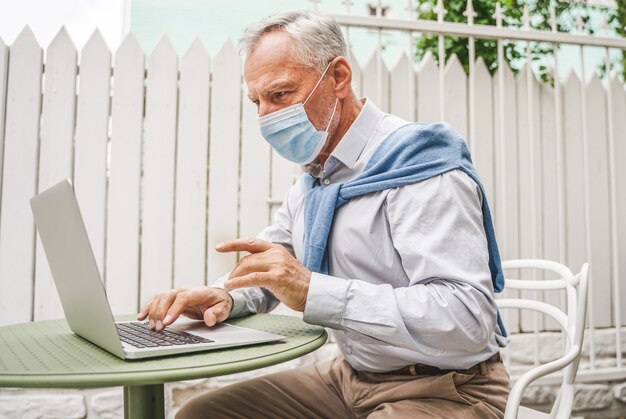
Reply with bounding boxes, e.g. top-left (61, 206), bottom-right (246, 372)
top-left (316, 95), bottom-right (364, 167)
